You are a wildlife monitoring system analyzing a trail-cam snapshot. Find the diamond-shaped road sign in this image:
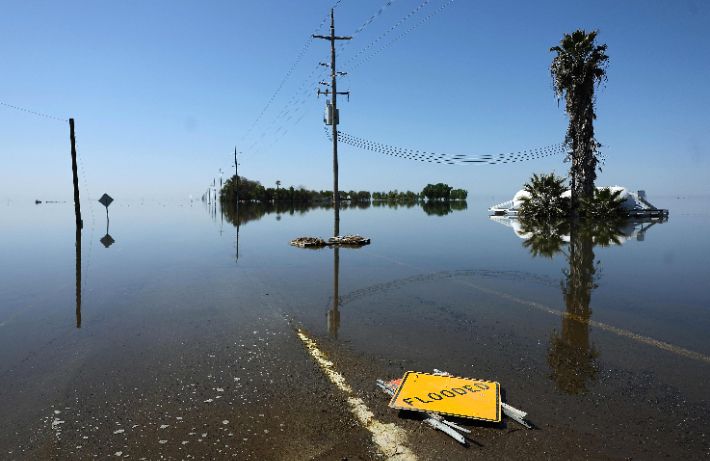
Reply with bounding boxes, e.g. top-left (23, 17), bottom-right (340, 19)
top-left (99, 194), bottom-right (113, 208)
